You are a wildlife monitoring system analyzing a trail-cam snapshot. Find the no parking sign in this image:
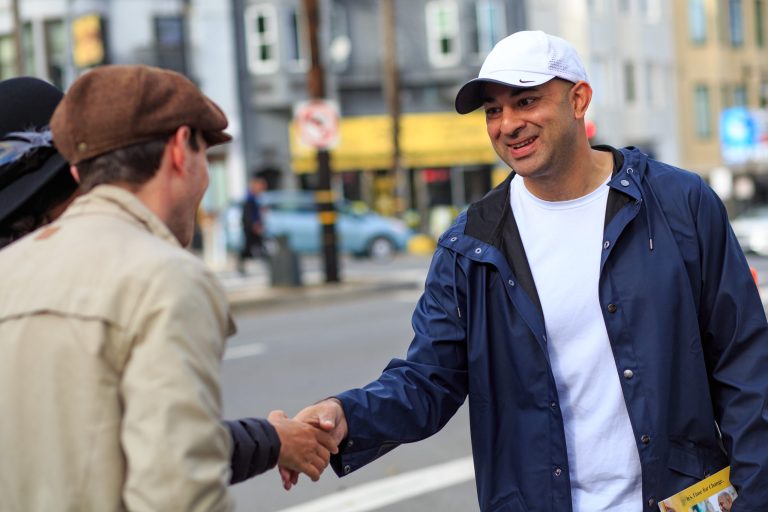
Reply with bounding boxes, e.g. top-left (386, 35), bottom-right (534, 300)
top-left (294, 99), bottom-right (340, 150)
